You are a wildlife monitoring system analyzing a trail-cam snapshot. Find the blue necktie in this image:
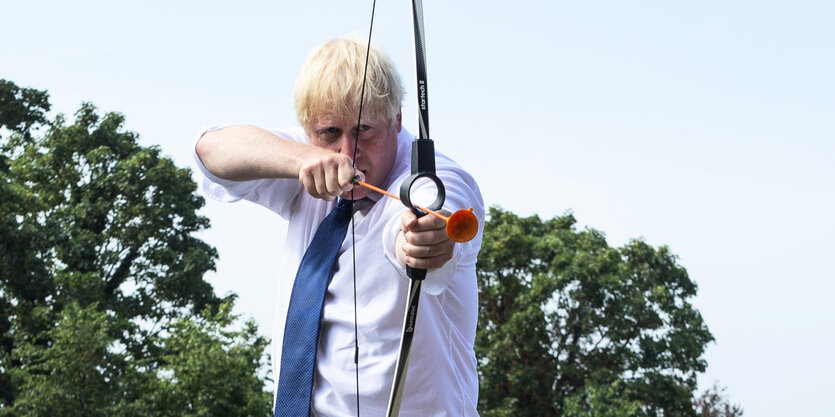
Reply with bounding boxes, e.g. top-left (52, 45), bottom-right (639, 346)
top-left (275, 199), bottom-right (354, 417)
